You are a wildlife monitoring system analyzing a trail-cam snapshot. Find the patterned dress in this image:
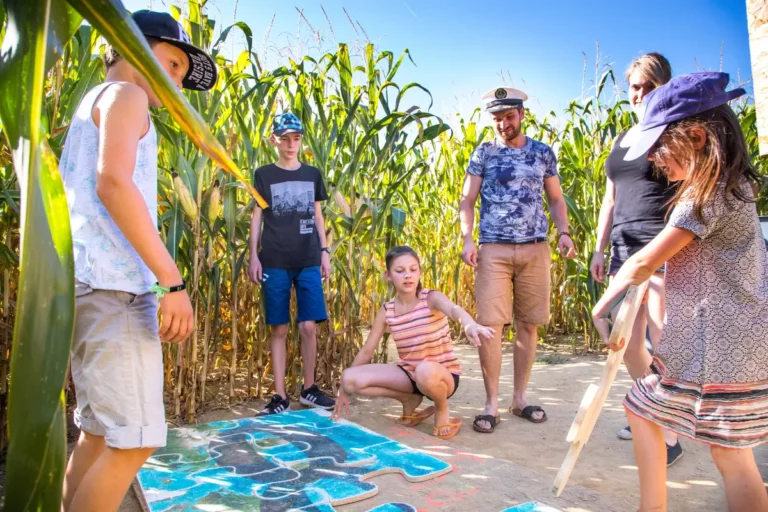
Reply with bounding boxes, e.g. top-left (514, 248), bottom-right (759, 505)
top-left (384, 289), bottom-right (461, 378)
top-left (625, 182), bottom-right (768, 448)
